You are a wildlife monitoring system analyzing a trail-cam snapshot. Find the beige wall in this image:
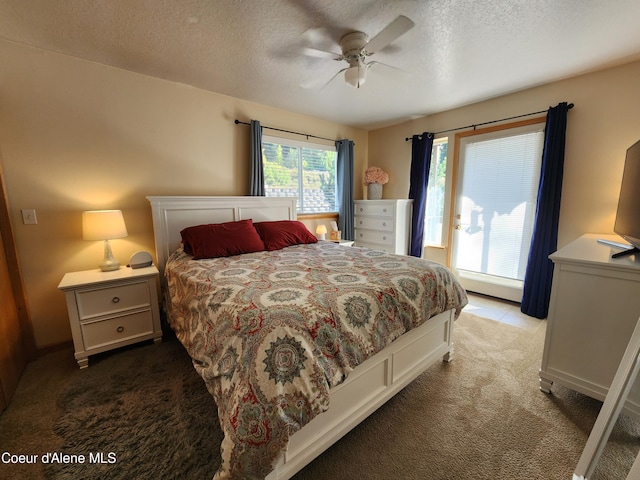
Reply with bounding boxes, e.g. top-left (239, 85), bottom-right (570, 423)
top-left (369, 60), bottom-right (640, 264)
top-left (0, 40), bottom-right (368, 348)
